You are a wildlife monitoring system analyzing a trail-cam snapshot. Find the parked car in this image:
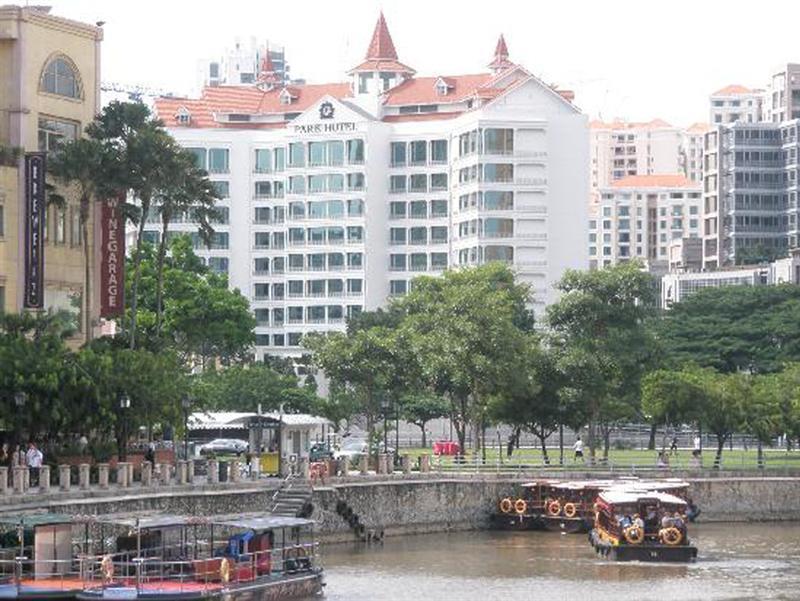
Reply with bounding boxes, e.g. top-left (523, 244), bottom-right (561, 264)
top-left (333, 439), bottom-right (395, 463)
top-left (309, 442), bottom-right (334, 463)
top-left (198, 438), bottom-right (248, 456)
